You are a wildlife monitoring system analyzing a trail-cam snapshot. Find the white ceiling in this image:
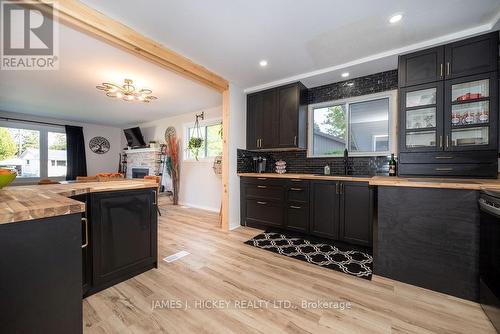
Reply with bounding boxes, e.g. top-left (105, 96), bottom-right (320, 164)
top-left (0, 22), bottom-right (222, 127)
top-left (80, 0), bottom-right (500, 90)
